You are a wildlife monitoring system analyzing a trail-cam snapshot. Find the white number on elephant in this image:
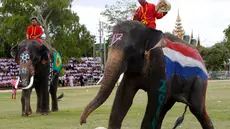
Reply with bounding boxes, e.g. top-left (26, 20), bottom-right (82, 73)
top-left (110, 33), bottom-right (123, 46)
